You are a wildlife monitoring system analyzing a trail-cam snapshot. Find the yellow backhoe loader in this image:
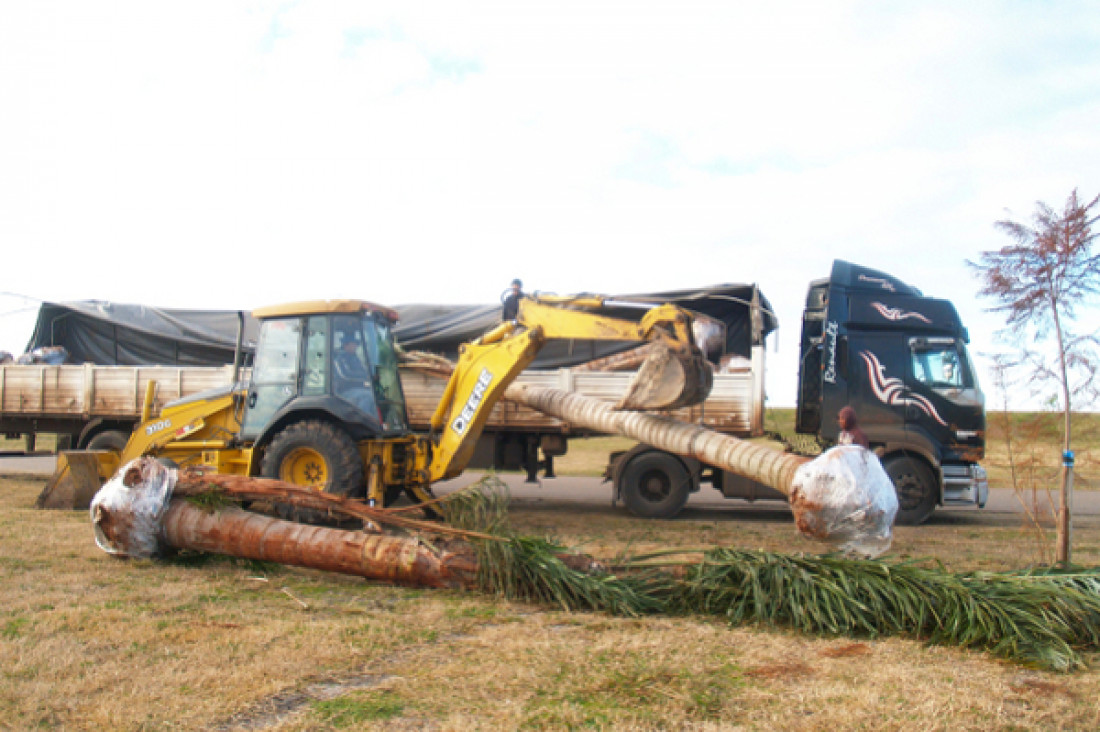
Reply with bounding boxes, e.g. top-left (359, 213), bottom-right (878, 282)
top-left (43, 293), bottom-right (712, 514)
